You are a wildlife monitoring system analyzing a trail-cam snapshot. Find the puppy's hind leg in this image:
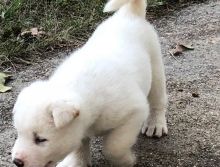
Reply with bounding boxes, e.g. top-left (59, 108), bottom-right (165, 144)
top-left (56, 138), bottom-right (91, 167)
top-left (142, 37), bottom-right (168, 138)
